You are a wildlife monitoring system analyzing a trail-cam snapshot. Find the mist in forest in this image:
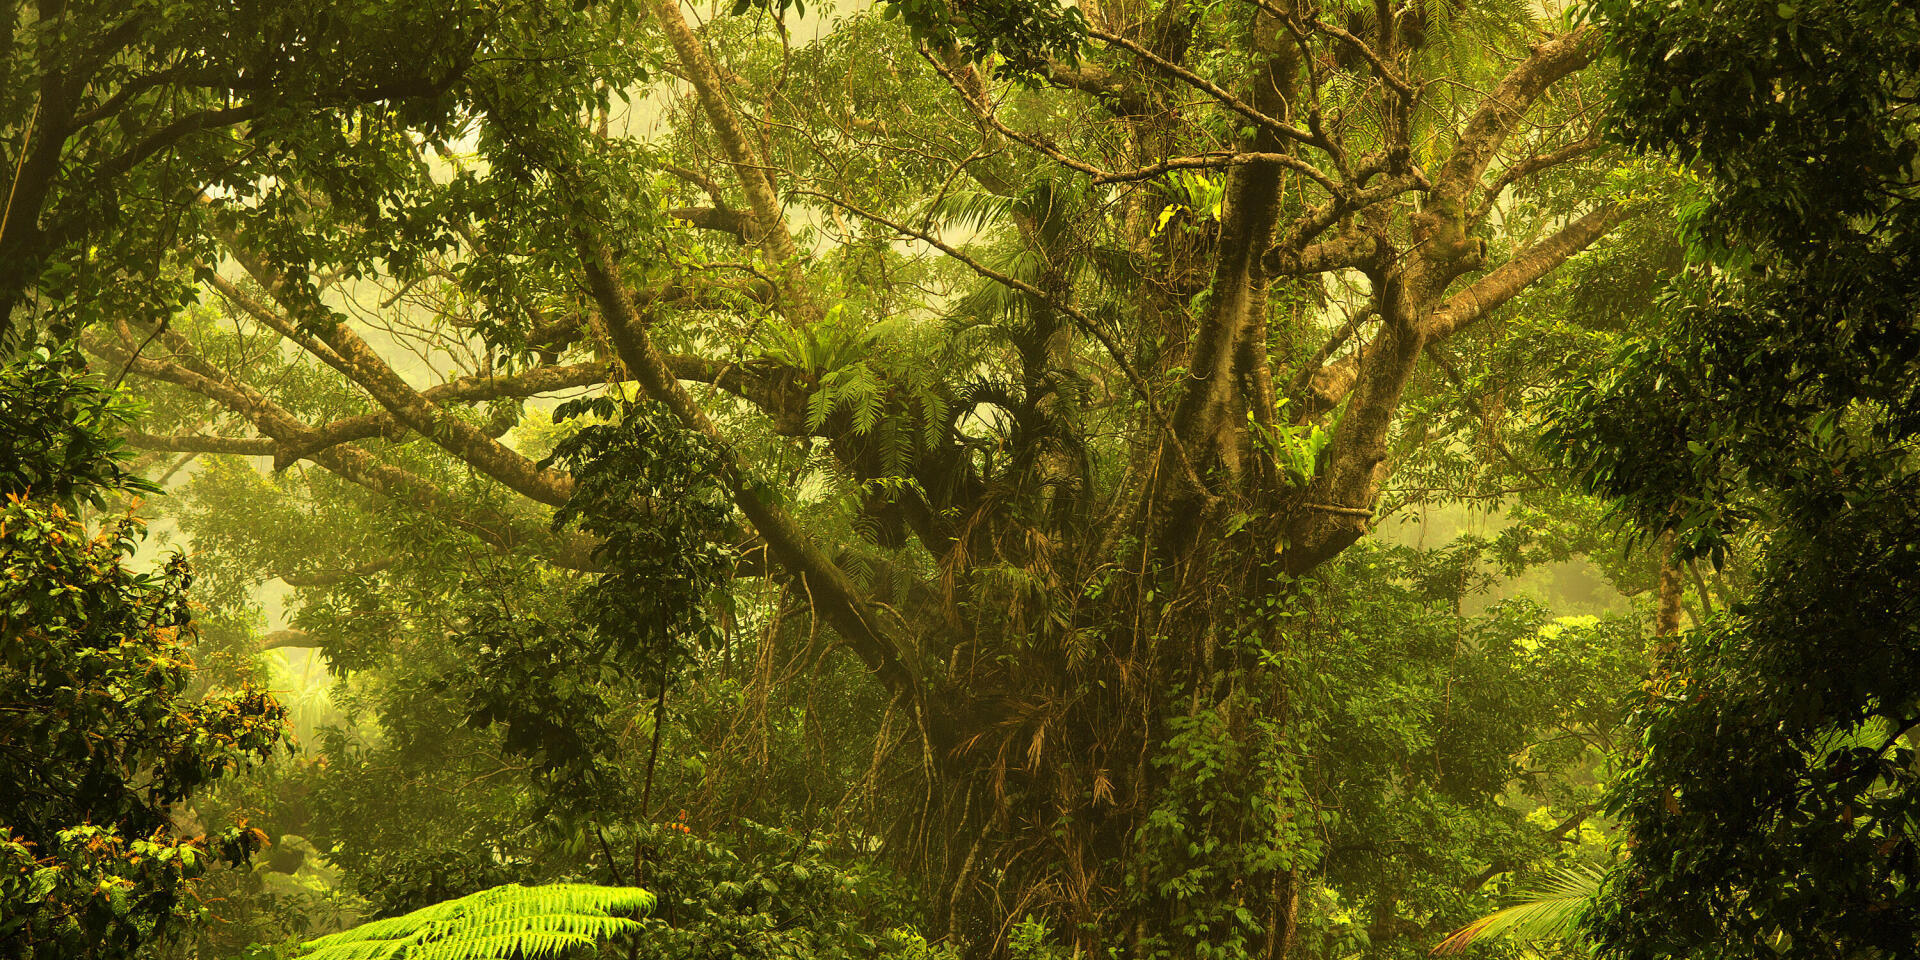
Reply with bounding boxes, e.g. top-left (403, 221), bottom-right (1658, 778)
top-left (3, 0), bottom-right (1915, 958)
